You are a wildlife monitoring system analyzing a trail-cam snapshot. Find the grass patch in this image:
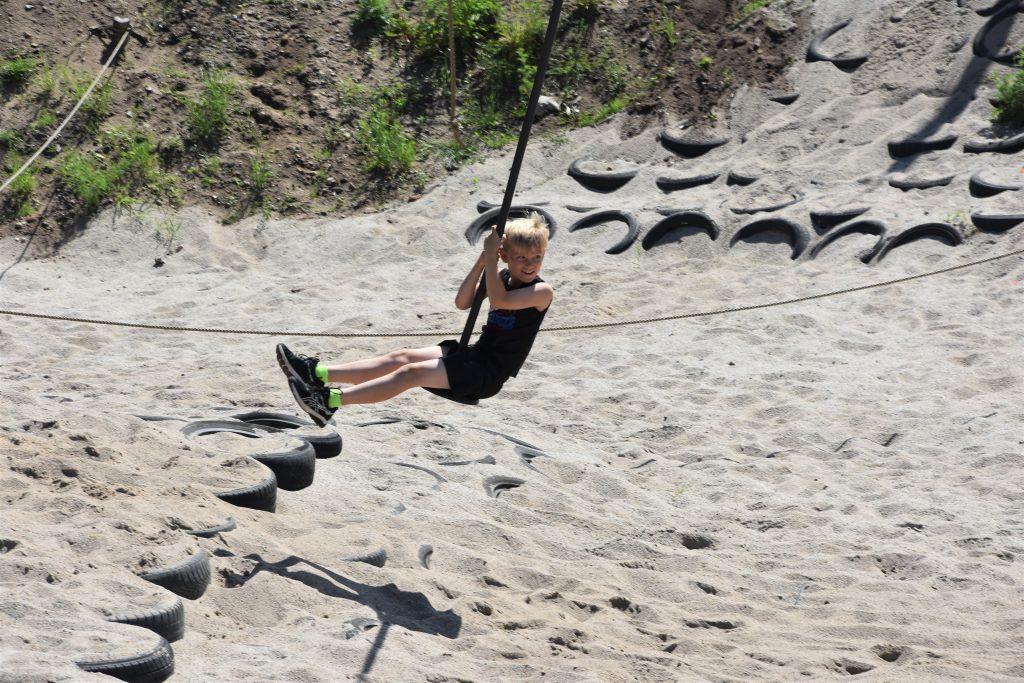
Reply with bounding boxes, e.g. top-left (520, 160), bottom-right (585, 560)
top-left (186, 69), bottom-right (235, 147)
top-left (1, 156), bottom-right (35, 218)
top-left (357, 92), bottom-right (417, 175)
top-left (68, 72), bottom-right (116, 131)
top-left (60, 127), bottom-right (171, 213)
top-left (412, 0), bottom-right (503, 58)
top-left (992, 48), bottom-right (1024, 125)
top-left (354, 0), bottom-right (394, 33)
top-left (0, 57), bottom-right (36, 91)
top-left (739, 0), bottom-right (772, 19)
top-left (574, 96), bottom-right (628, 127)
top-left (249, 154), bottom-right (273, 194)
